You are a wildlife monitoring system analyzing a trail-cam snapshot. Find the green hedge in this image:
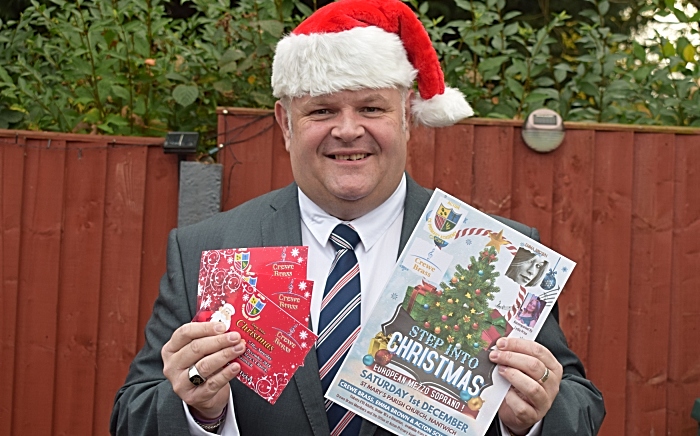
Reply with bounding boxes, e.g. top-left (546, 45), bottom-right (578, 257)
top-left (0, 0), bottom-right (698, 150)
